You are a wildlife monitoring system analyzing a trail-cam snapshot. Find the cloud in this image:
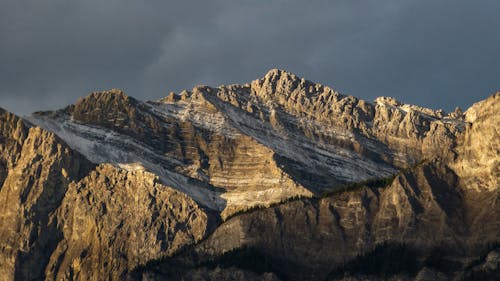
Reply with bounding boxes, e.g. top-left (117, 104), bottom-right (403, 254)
top-left (0, 0), bottom-right (499, 114)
